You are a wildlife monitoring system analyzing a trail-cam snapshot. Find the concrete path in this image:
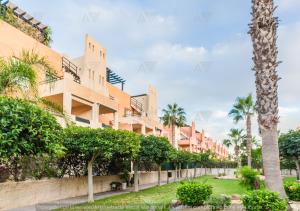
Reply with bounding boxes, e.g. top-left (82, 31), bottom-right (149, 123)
top-left (9, 178), bottom-right (185, 211)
